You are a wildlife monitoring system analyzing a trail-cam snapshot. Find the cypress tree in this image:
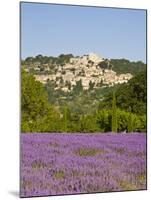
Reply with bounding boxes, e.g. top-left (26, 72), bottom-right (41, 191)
top-left (128, 113), bottom-right (134, 133)
top-left (63, 106), bottom-right (67, 132)
top-left (112, 92), bottom-right (117, 133)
